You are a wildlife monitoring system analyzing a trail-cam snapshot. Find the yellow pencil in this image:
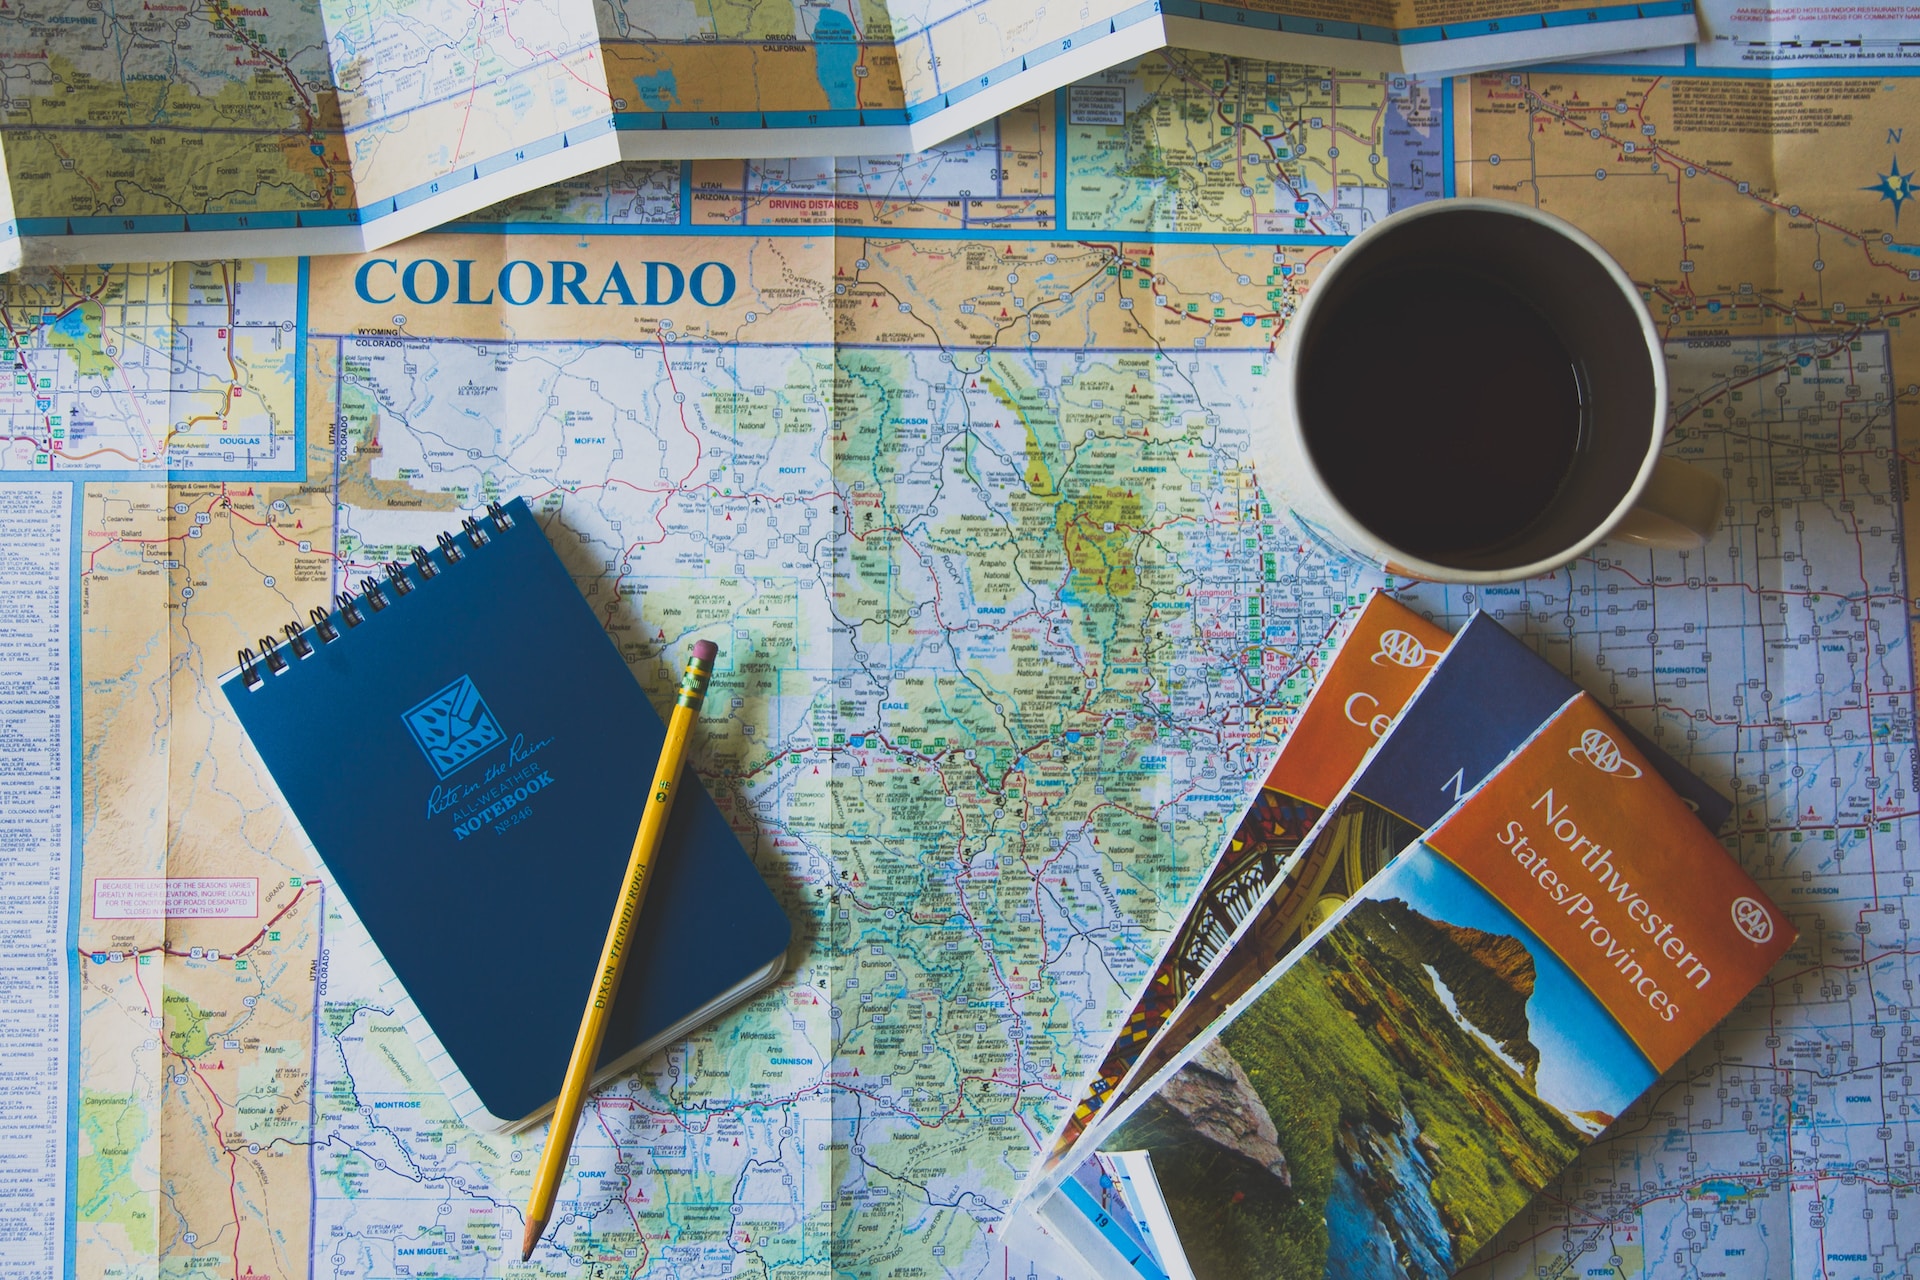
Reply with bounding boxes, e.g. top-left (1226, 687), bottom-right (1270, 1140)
top-left (520, 638), bottom-right (719, 1261)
